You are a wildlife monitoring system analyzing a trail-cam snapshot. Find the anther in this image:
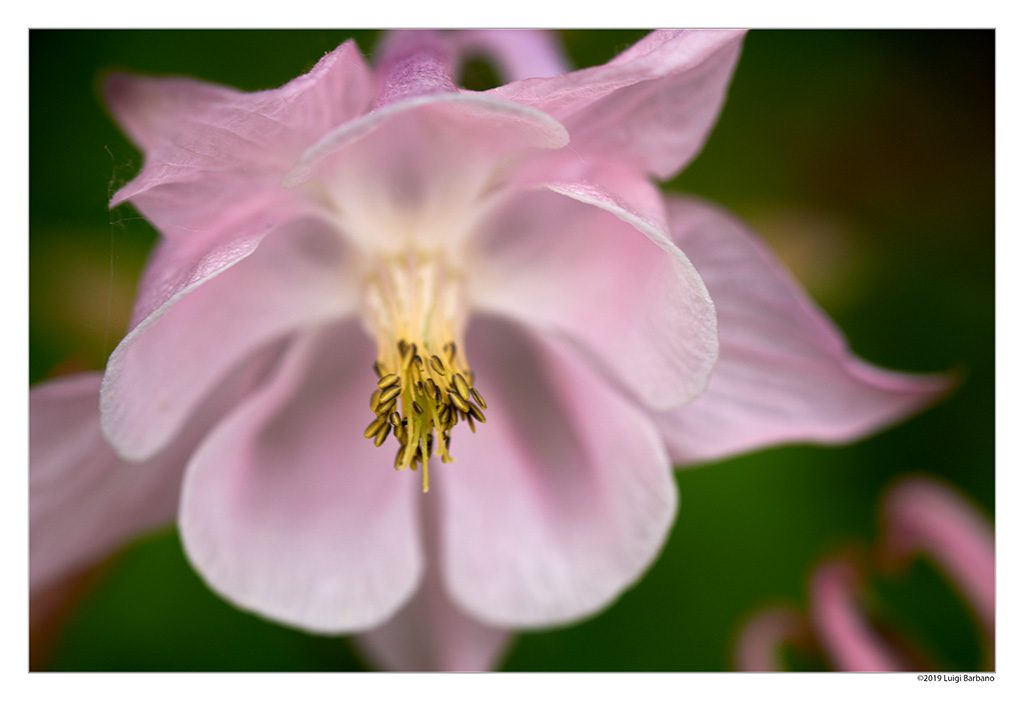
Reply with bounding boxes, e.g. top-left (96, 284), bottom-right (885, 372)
top-left (373, 422), bottom-right (391, 447)
top-left (378, 385), bottom-right (401, 405)
top-left (430, 355), bottom-right (446, 374)
top-left (469, 387), bottom-right (487, 410)
top-left (377, 398), bottom-right (397, 416)
top-left (449, 390), bottom-right (470, 413)
top-left (468, 403), bottom-right (486, 424)
top-left (364, 416), bottom-right (387, 439)
top-left (452, 373), bottom-right (471, 401)
top-left (377, 373), bottom-right (400, 390)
